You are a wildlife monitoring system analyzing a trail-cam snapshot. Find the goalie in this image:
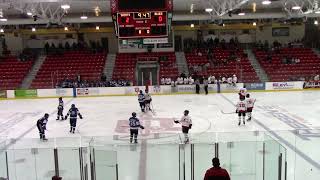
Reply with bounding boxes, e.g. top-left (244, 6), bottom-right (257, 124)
top-left (174, 110), bottom-right (192, 144)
